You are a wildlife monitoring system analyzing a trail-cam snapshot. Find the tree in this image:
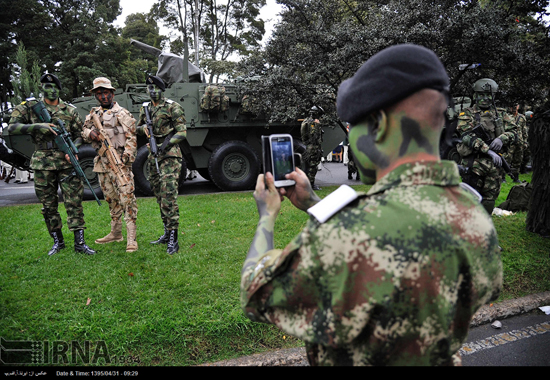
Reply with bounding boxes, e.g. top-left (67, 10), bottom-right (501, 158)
top-left (11, 43), bottom-right (42, 105)
top-left (151, 0), bottom-right (267, 82)
top-left (237, 0), bottom-right (550, 125)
